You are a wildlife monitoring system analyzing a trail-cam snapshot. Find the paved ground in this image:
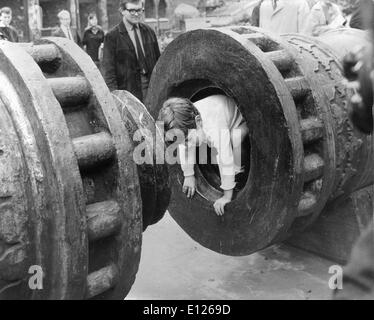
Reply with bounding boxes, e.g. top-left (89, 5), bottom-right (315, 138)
top-left (127, 212), bottom-right (336, 300)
